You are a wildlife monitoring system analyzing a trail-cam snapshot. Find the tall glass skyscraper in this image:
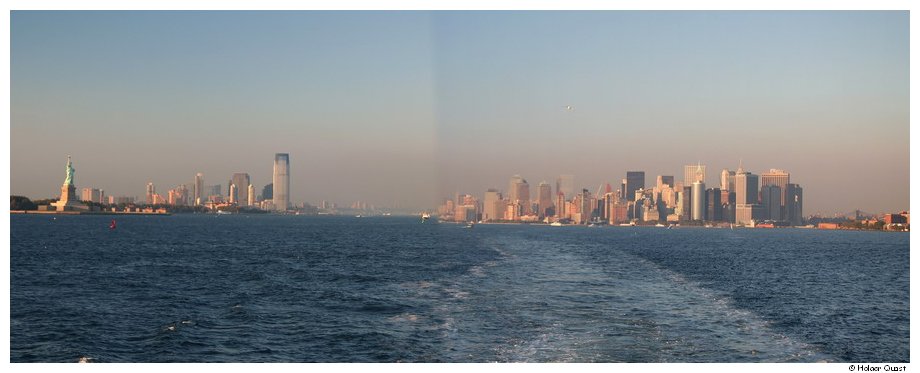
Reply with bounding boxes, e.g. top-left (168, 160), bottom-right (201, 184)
top-left (273, 153), bottom-right (290, 211)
